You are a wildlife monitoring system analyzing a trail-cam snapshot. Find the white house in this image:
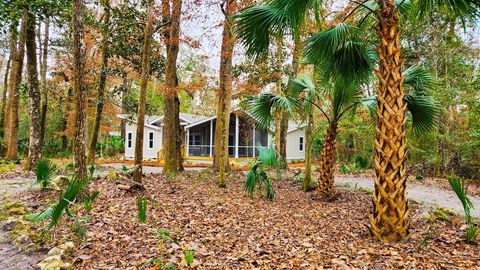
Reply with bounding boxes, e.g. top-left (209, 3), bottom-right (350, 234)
top-left (117, 109), bottom-right (306, 162)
